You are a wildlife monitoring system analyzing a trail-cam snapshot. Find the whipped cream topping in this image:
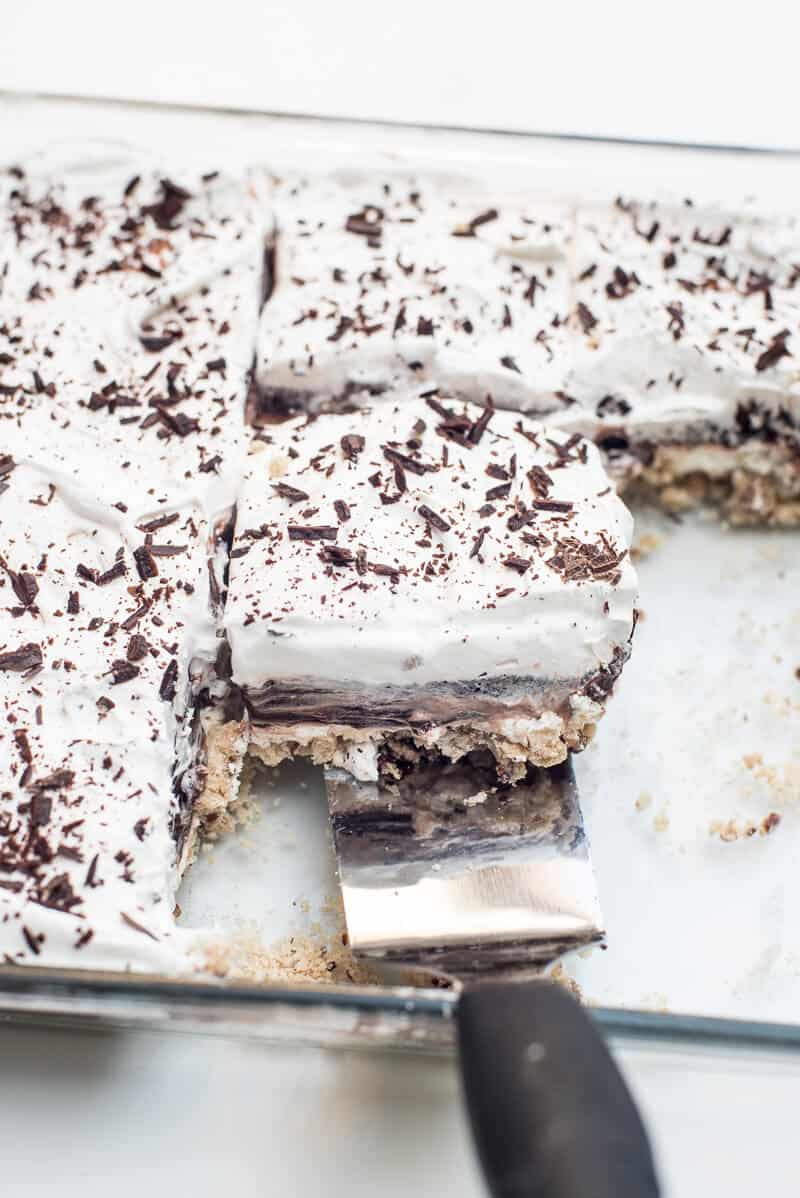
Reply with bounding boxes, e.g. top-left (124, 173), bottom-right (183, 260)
top-left (226, 396), bottom-right (636, 693)
top-left (258, 172), bottom-right (572, 415)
